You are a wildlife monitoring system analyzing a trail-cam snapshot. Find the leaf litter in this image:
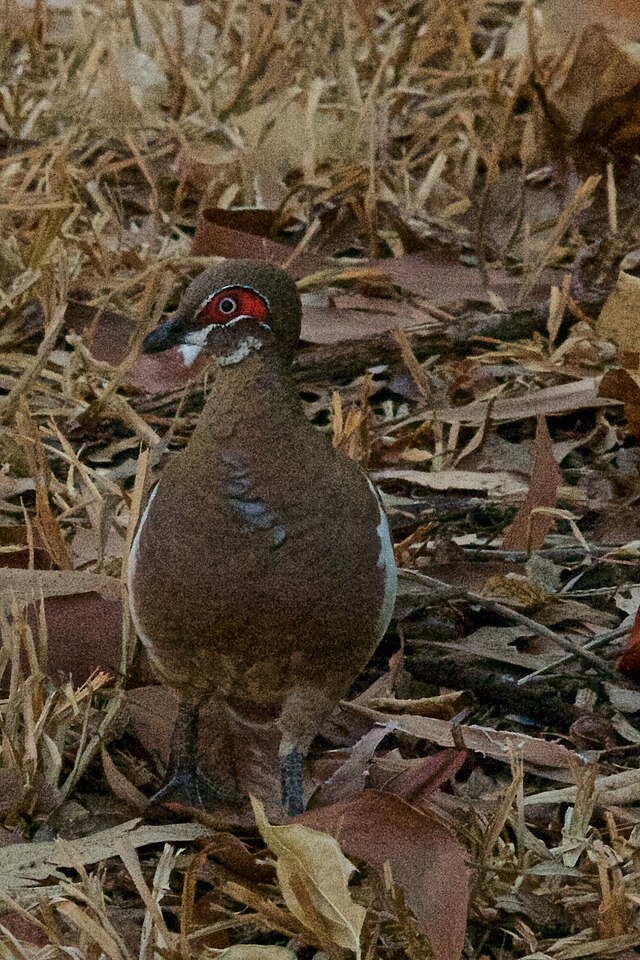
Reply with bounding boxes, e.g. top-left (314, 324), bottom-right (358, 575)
top-left (2, 1), bottom-right (640, 959)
